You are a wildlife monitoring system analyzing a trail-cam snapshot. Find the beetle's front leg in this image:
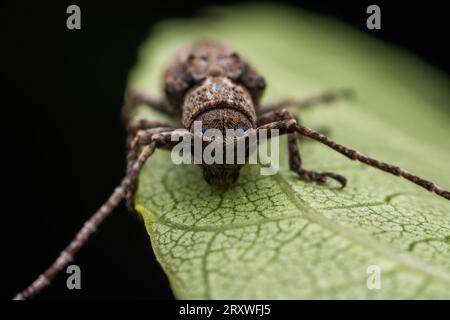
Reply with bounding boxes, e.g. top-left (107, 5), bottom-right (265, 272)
top-left (125, 128), bottom-right (194, 211)
top-left (257, 109), bottom-right (295, 126)
top-left (287, 130), bottom-right (347, 187)
top-left (125, 128), bottom-right (170, 211)
top-left (256, 112), bottom-right (346, 188)
top-left (258, 88), bottom-right (353, 115)
top-left (257, 108), bottom-right (330, 139)
top-left (126, 118), bottom-right (177, 149)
